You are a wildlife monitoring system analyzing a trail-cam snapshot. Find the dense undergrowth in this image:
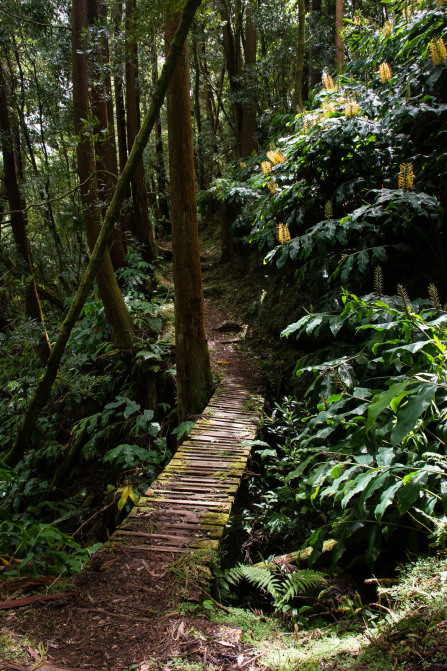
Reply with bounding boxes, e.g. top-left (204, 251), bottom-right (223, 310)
top-left (0, 250), bottom-right (176, 575)
top-left (213, 0), bottom-right (447, 621)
